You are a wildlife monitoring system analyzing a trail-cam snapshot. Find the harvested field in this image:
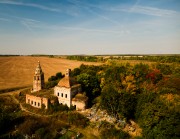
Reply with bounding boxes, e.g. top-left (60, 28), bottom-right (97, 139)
top-left (0, 56), bottom-right (101, 90)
